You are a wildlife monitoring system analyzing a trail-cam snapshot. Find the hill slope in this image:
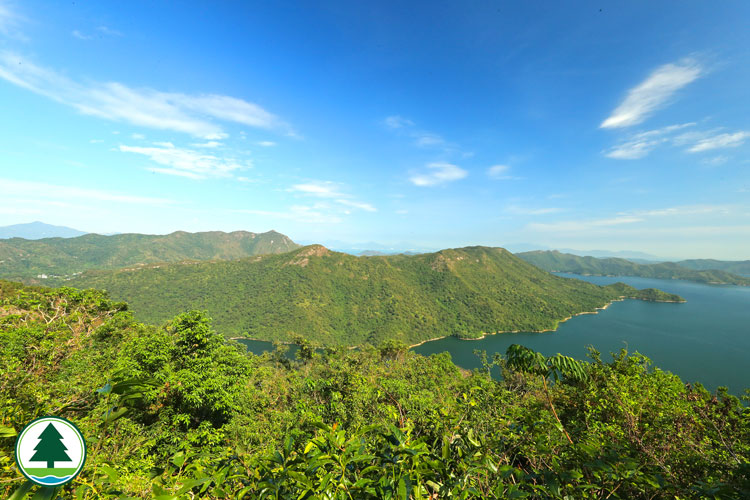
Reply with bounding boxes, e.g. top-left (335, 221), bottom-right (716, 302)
top-left (0, 221), bottom-right (87, 239)
top-left (0, 229), bottom-right (300, 284)
top-left (69, 245), bottom-right (683, 346)
top-left (517, 250), bottom-right (750, 286)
